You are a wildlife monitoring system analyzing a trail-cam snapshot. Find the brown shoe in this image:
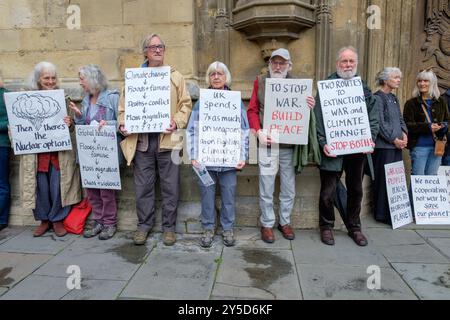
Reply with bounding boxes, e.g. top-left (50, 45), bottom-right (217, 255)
top-left (33, 221), bottom-right (50, 237)
top-left (53, 221), bottom-right (67, 237)
top-left (162, 231), bottom-right (176, 246)
top-left (320, 229), bottom-right (335, 246)
top-left (261, 227), bottom-right (275, 243)
top-left (348, 230), bottom-right (368, 246)
top-left (277, 224), bottom-right (295, 240)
